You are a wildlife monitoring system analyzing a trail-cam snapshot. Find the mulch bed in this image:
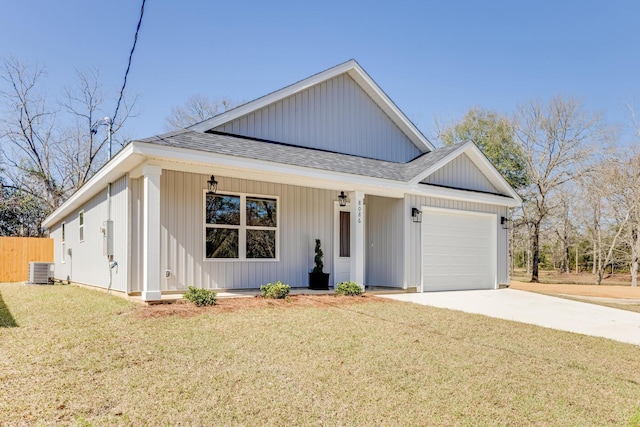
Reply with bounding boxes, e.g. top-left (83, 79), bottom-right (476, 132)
top-left (134, 294), bottom-right (386, 319)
